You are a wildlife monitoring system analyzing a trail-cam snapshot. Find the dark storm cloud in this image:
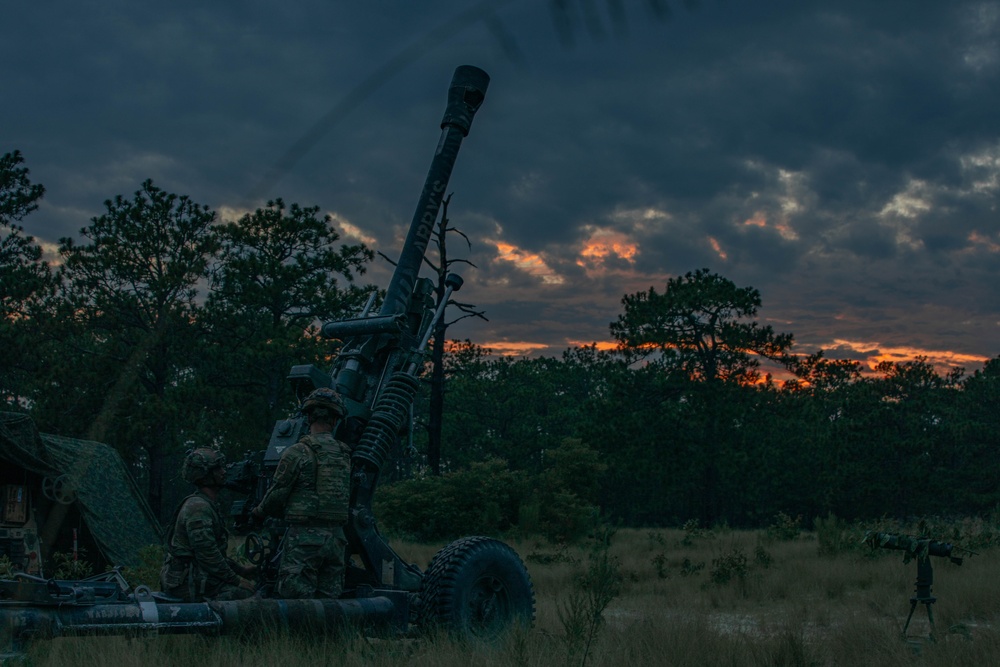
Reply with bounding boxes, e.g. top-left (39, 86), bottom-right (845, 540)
top-left (3, 0), bottom-right (998, 367)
